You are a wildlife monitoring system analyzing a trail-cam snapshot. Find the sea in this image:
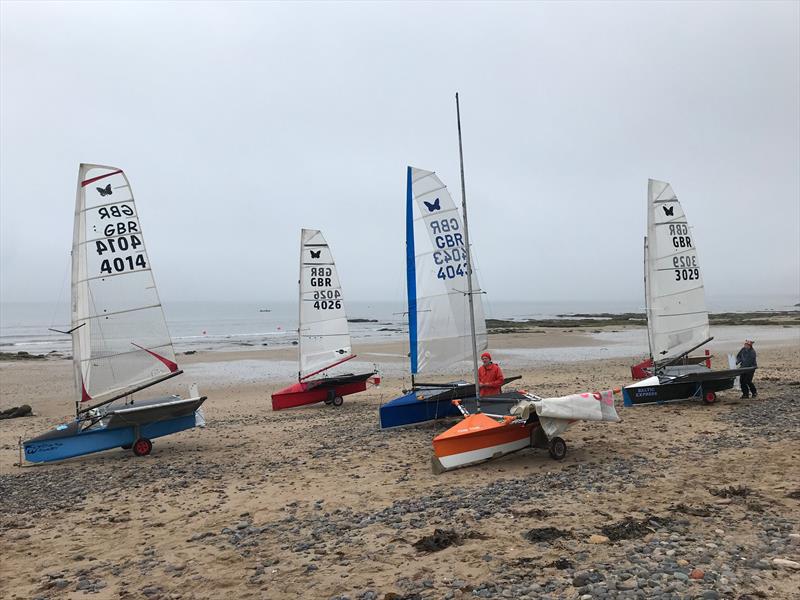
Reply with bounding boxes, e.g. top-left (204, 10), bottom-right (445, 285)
top-left (1, 295), bottom-right (797, 356)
